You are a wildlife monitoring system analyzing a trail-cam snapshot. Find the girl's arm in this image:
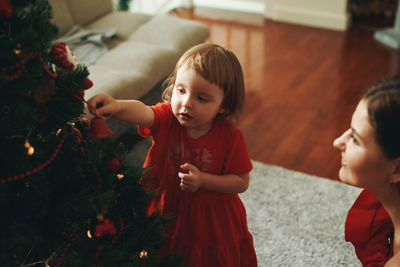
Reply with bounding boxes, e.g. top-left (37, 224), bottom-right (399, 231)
top-left (178, 163), bottom-right (249, 193)
top-left (87, 93), bottom-right (154, 128)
